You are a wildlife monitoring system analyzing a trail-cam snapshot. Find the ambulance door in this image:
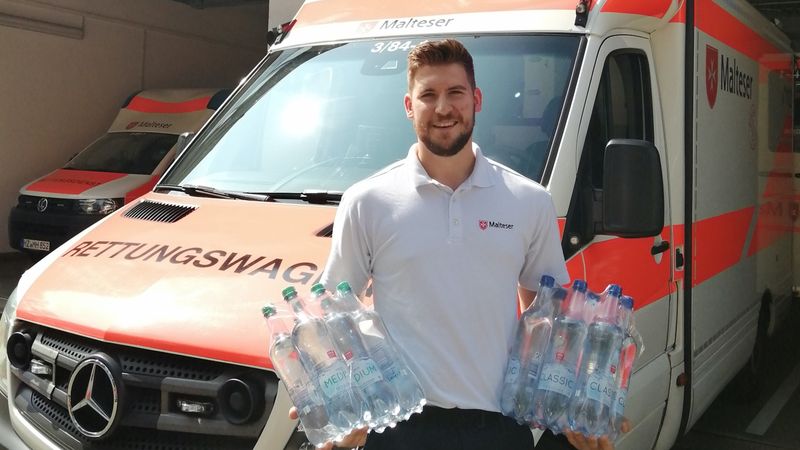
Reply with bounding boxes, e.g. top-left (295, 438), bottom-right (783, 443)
top-left (563, 35), bottom-right (673, 449)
